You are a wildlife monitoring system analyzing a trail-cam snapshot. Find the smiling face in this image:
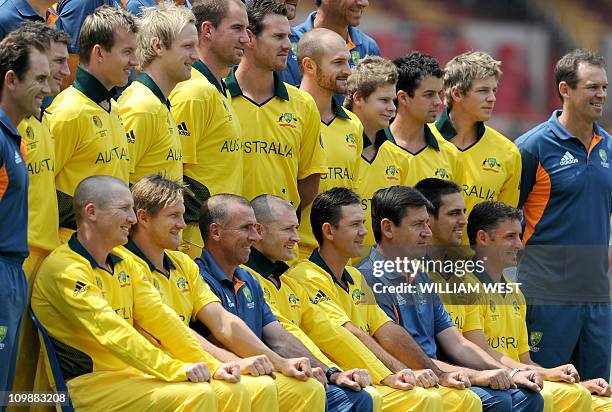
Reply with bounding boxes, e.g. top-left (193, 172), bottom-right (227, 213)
top-left (428, 192), bottom-right (467, 247)
top-left (141, 201), bottom-right (187, 251)
top-left (249, 13), bottom-right (292, 72)
top-left (47, 41), bottom-right (70, 95)
top-left (401, 75), bottom-right (444, 124)
top-left (479, 218), bottom-right (523, 269)
top-left (12, 47), bottom-right (51, 118)
top-left (353, 82), bottom-right (396, 134)
top-left (216, 203), bottom-right (262, 265)
top-left (98, 27), bottom-right (138, 88)
top-left (161, 24), bottom-right (199, 84)
top-left (562, 62), bottom-right (608, 123)
top-left (95, 184), bottom-right (137, 247)
top-left (324, 0), bottom-right (369, 27)
top-left (257, 204), bottom-right (300, 262)
top-left (314, 37), bottom-right (351, 94)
